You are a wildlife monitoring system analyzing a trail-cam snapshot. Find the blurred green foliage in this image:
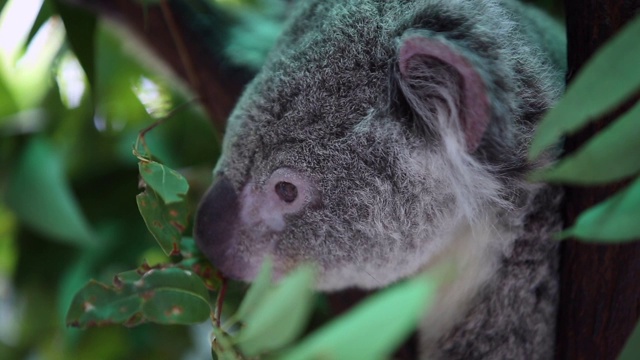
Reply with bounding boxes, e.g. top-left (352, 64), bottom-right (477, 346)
top-left (531, 13), bottom-right (640, 244)
top-left (0, 0), bottom-right (219, 358)
top-left (529, 12), bottom-right (640, 359)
